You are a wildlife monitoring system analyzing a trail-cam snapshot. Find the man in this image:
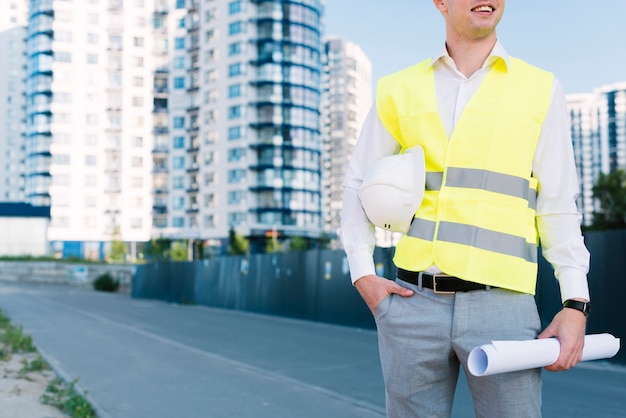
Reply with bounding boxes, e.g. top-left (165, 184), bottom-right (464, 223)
top-left (340, 1), bottom-right (591, 417)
